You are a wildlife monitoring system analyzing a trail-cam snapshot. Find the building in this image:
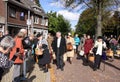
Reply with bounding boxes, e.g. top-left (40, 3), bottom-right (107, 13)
top-left (0, 0), bottom-right (48, 38)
